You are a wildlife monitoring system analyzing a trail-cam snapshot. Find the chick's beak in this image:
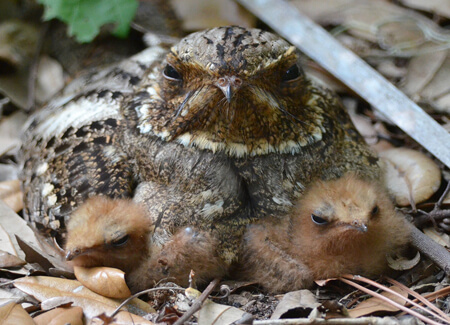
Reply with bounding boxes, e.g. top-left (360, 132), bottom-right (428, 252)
top-left (65, 248), bottom-right (82, 261)
top-left (350, 220), bottom-right (368, 233)
top-left (216, 76), bottom-right (242, 103)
